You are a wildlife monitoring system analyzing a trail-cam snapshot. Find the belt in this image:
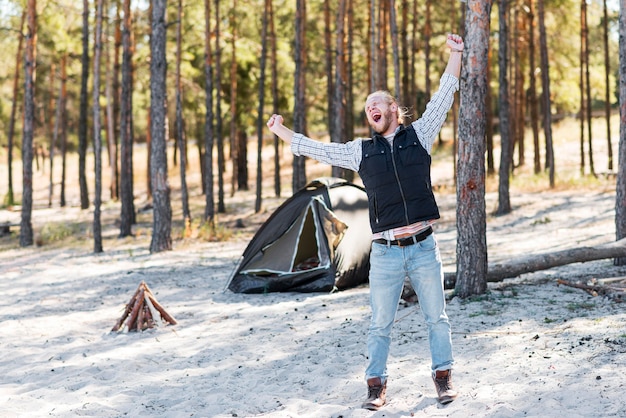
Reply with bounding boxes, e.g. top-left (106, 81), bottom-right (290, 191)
top-left (373, 226), bottom-right (433, 247)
